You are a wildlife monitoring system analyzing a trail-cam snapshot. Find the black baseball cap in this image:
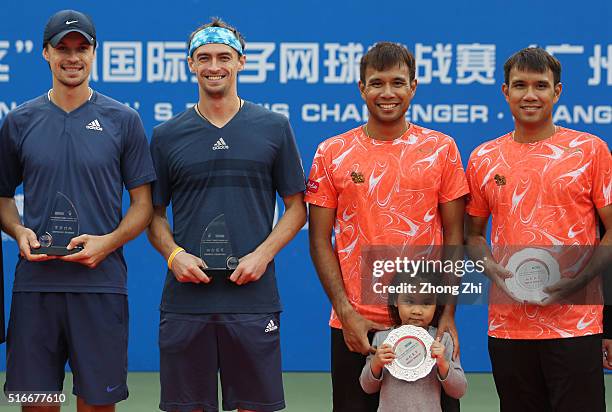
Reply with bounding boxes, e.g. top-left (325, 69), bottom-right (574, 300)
top-left (43, 10), bottom-right (96, 48)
